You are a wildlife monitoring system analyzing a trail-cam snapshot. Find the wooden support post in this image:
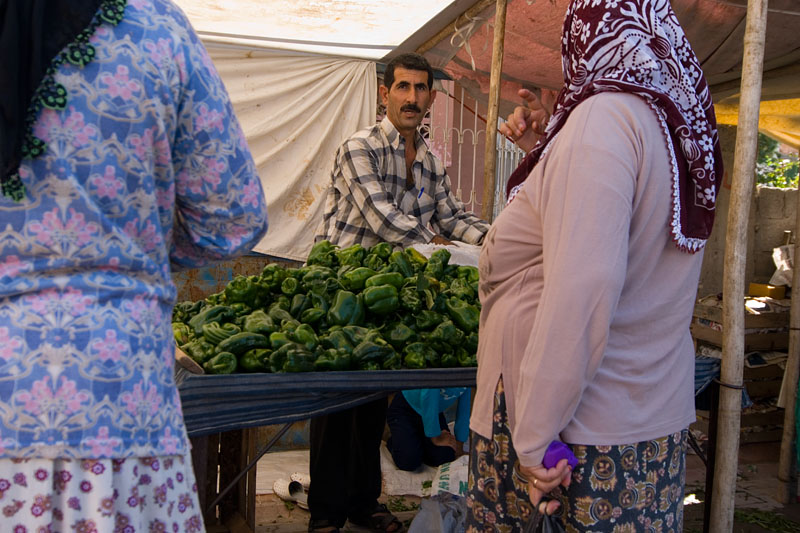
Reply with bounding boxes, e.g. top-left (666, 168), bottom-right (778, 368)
top-left (480, 0), bottom-right (507, 222)
top-left (709, 0), bottom-right (769, 531)
top-left (777, 164), bottom-right (800, 504)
